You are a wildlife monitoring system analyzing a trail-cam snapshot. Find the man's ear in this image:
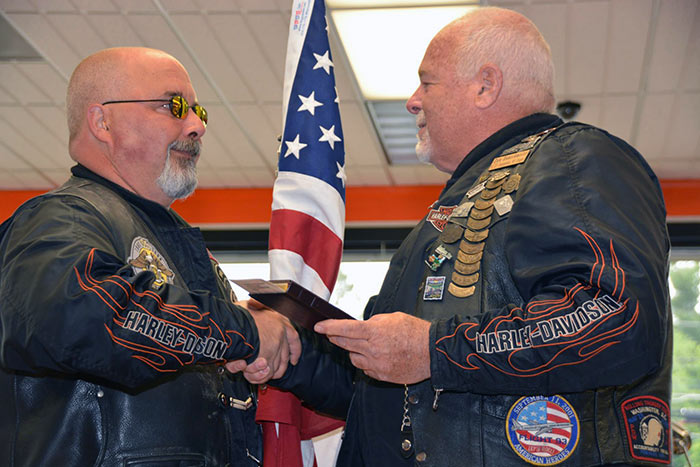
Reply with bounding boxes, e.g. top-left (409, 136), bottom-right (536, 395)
top-left (87, 104), bottom-right (111, 142)
top-left (474, 63), bottom-right (503, 109)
